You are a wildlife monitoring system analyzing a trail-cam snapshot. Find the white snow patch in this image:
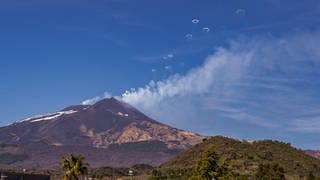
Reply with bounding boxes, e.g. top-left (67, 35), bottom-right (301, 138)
top-left (50, 142), bottom-right (63, 146)
top-left (116, 112), bottom-right (129, 117)
top-left (29, 110), bottom-right (77, 123)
